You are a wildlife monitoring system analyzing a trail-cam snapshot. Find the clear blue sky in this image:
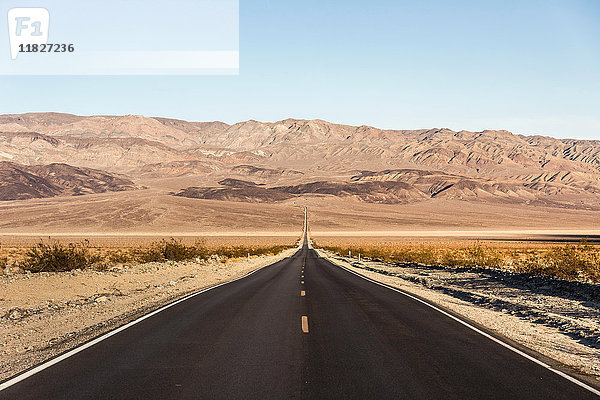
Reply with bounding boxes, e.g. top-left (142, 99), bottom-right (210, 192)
top-left (1, 0), bottom-right (599, 139)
